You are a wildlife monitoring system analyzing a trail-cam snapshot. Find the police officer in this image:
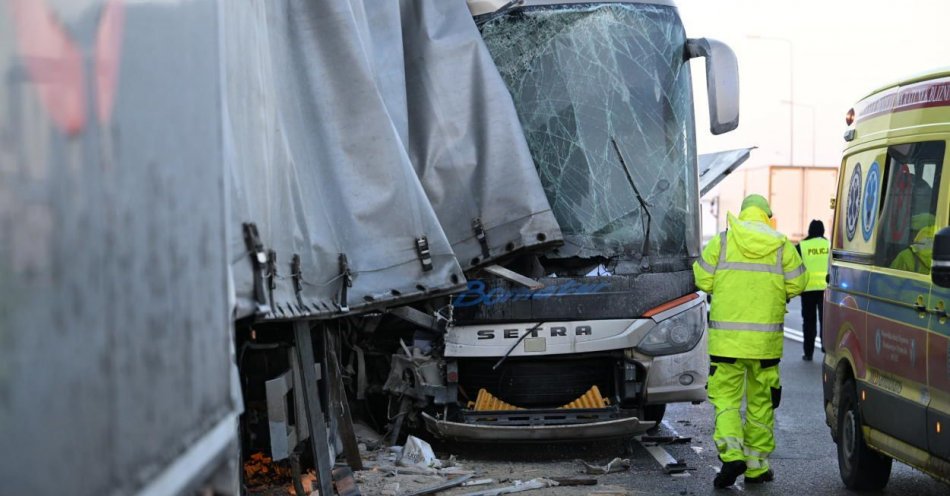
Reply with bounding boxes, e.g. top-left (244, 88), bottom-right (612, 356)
top-left (693, 194), bottom-right (807, 488)
top-left (796, 220), bottom-right (830, 361)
